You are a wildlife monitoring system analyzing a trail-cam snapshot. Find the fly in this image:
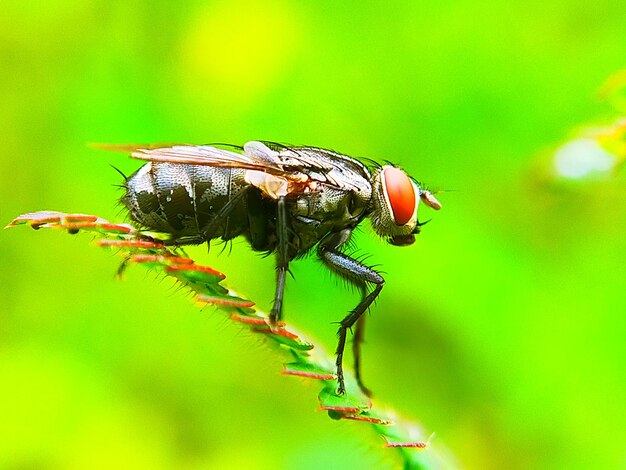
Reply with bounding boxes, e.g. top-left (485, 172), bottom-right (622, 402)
top-left (120, 140), bottom-right (442, 395)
